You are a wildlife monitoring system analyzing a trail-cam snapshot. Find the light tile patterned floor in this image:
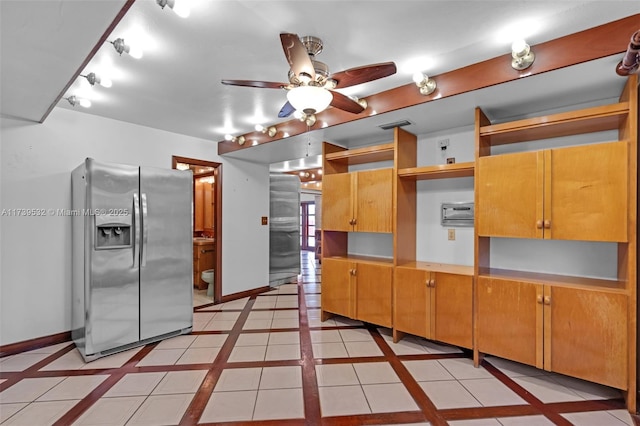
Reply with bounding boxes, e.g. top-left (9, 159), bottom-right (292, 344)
top-left (0, 252), bottom-right (636, 425)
